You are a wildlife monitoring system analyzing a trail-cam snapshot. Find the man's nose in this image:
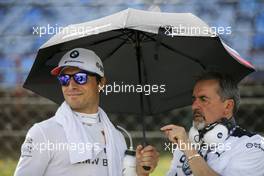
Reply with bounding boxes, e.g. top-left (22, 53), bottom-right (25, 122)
top-left (68, 77), bottom-right (78, 88)
top-left (192, 98), bottom-right (199, 111)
